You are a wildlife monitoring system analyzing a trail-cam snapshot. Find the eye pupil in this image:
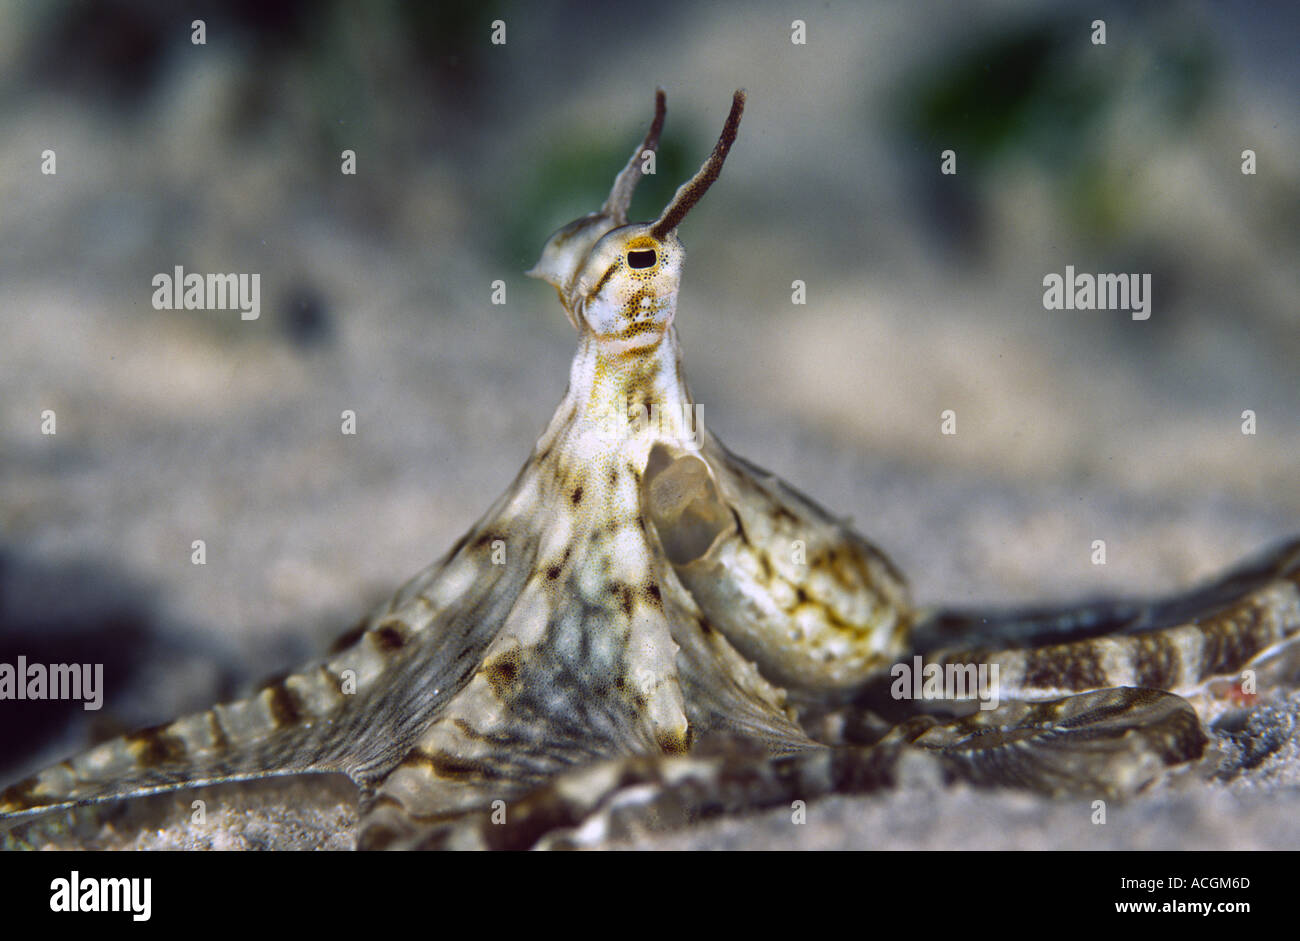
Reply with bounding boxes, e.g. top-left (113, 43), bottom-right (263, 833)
top-left (627, 249), bottom-right (657, 269)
